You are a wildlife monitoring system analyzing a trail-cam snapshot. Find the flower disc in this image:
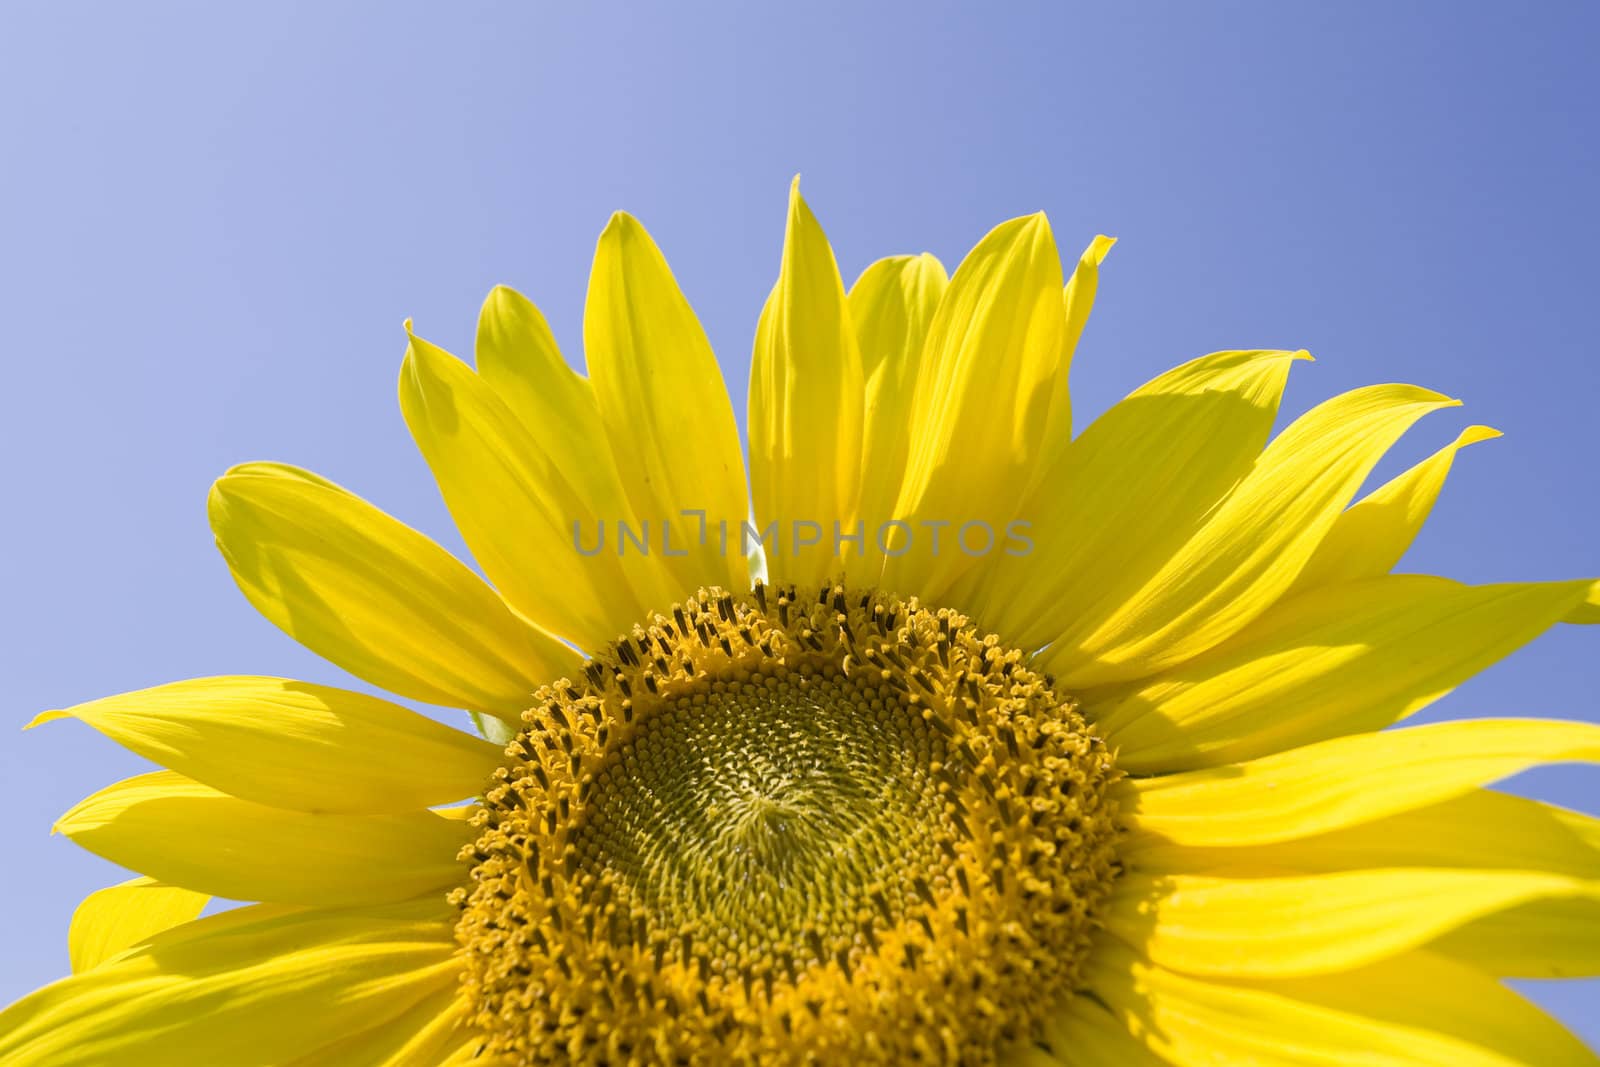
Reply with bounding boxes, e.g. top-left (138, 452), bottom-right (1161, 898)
top-left (455, 583), bottom-right (1123, 1065)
